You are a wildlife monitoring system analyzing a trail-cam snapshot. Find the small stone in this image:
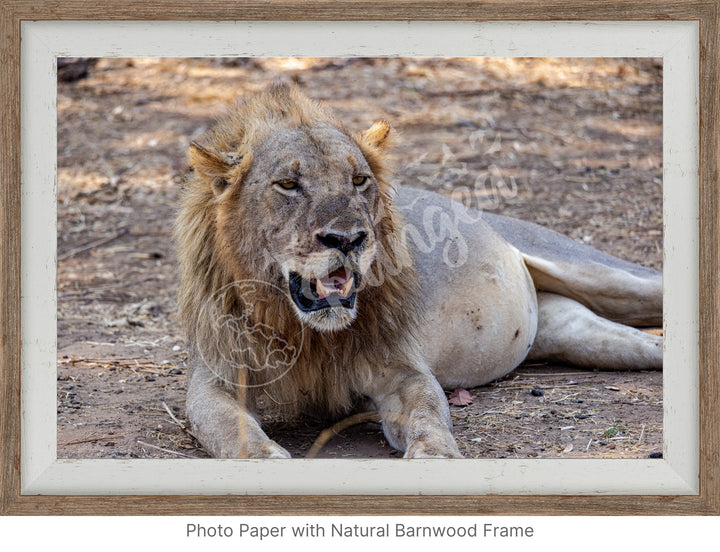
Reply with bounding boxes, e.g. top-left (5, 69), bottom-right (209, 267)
top-left (531, 388), bottom-right (544, 397)
top-left (648, 452), bottom-right (663, 459)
